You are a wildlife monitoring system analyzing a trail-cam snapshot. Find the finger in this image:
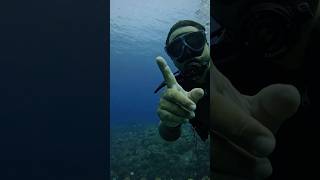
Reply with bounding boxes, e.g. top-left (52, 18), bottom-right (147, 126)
top-left (163, 88), bottom-right (196, 111)
top-left (156, 56), bottom-right (177, 88)
top-left (211, 93), bottom-right (276, 157)
top-left (211, 132), bottom-right (273, 179)
top-left (157, 109), bottom-right (188, 126)
top-left (159, 98), bottom-right (195, 119)
top-left (187, 88), bottom-right (205, 104)
top-left (249, 84), bottom-right (301, 134)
